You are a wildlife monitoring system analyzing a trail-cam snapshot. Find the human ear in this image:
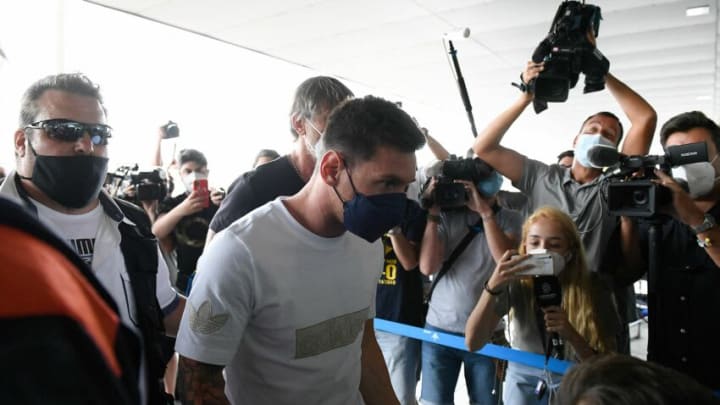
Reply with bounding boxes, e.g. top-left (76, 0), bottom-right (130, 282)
top-left (319, 150), bottom-right (343, 186)
top-left (14, 129), bottom-right (27, 158)
top-left (291, 112), bottom-right (306, 137)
